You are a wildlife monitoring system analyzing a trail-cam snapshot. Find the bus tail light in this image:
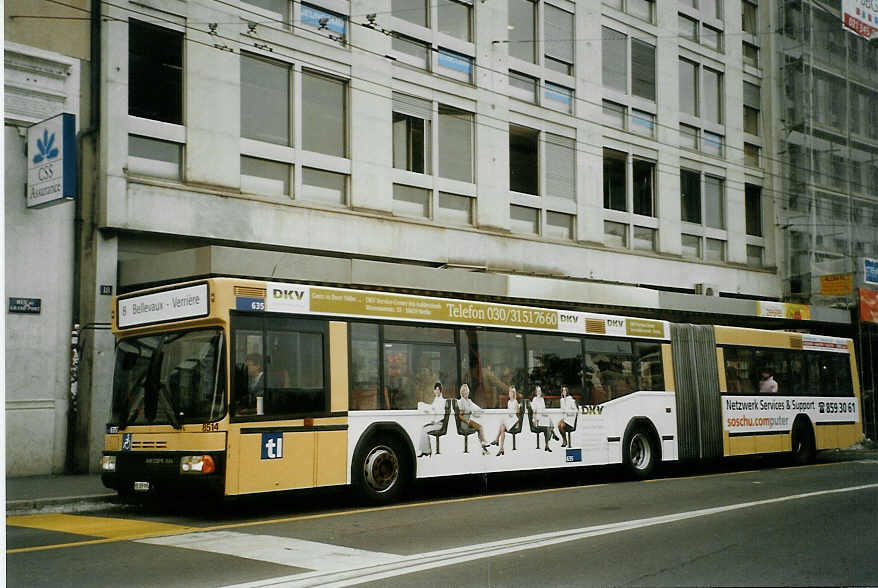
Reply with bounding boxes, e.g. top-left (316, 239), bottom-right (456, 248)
top-left (181, 455), bottom-right (215, 474)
